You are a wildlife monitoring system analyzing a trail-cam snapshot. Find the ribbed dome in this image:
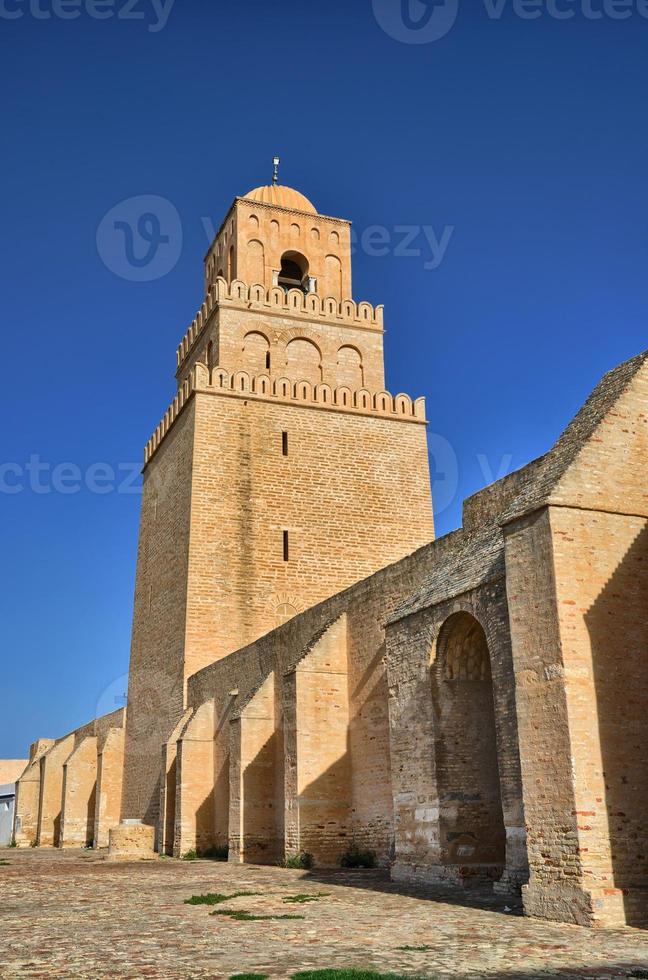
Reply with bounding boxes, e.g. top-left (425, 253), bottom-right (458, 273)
top-left (243, 184), bottom-right (317, 214)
